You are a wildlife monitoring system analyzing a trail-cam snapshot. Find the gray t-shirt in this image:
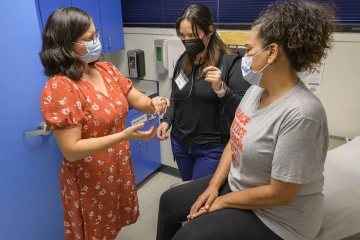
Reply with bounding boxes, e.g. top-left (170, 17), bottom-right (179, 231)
top-left (228, 81), bottom-right (329, 240)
